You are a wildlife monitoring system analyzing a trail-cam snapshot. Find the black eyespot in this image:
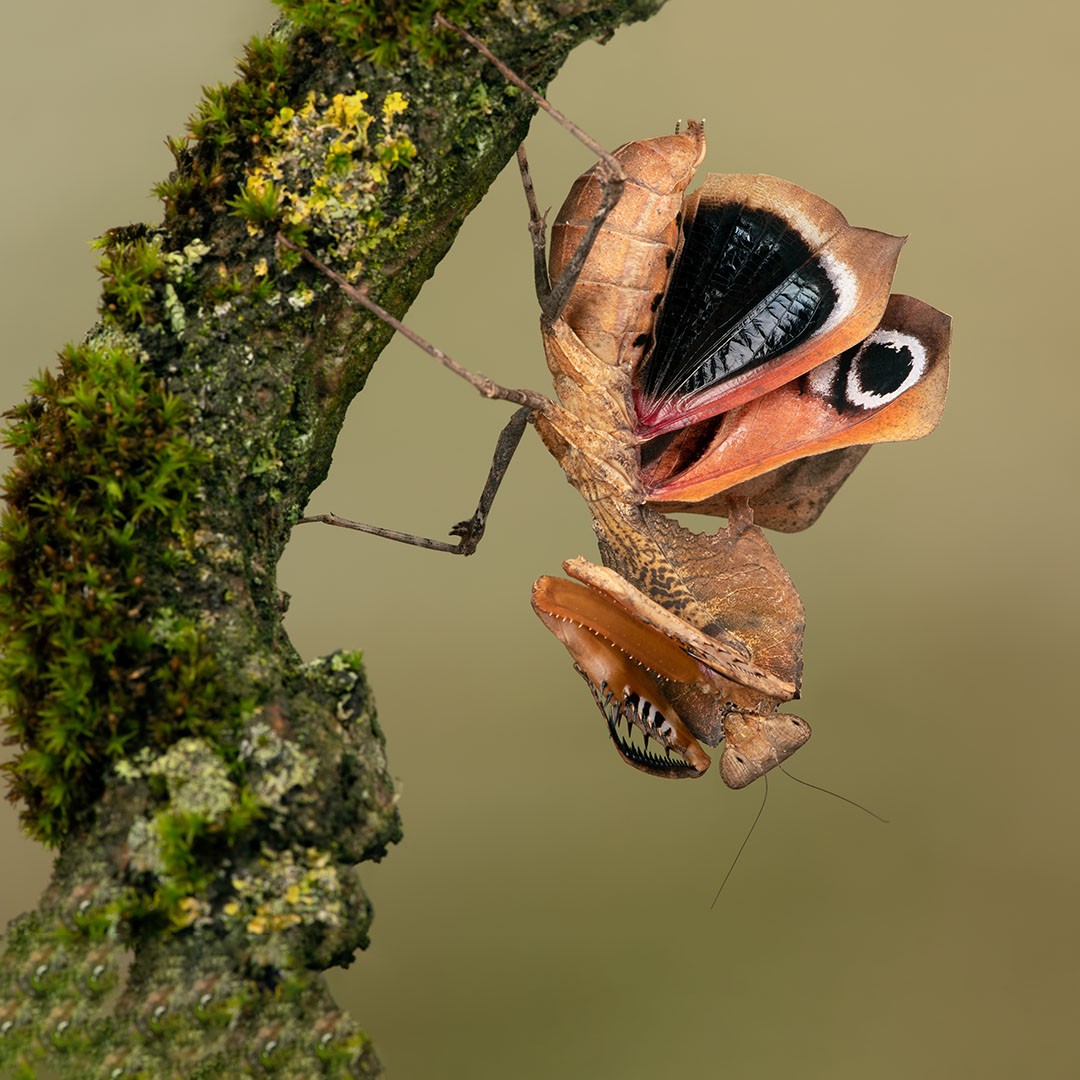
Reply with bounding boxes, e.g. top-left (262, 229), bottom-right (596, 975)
top-left (633, 333), bottom-right (651, 348)
top-left (664, 249), bottom-right (675, 268)
top-left (651, 292), bottom-right (664, 312)
top-left (856, 341), bottom-right (914, 398)
top-left (675, 211), bottom-right (683, 228)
